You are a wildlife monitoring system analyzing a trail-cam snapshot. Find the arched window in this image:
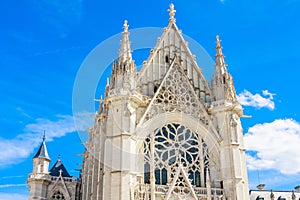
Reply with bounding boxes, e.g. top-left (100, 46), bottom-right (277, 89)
top-left (51, 190), bottom-right (65, 200)
top-left (40, 164), bottom-right (44, 173)
top-left (165, 55), bottom-right (169, 63)
top-left (153, 85), bottom-right (158, 93)
top-left (144, 123), bottom-right (209, 187)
